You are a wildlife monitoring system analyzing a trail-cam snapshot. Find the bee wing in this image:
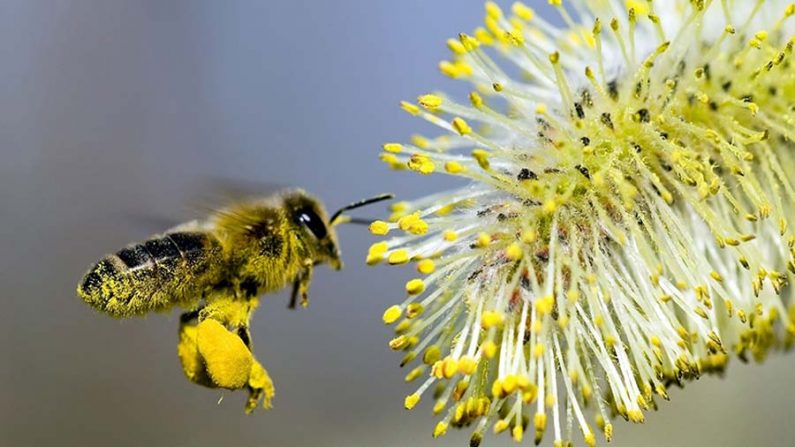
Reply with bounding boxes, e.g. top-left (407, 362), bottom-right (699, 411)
top-left (126, 176), bottom-right (289, 234)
